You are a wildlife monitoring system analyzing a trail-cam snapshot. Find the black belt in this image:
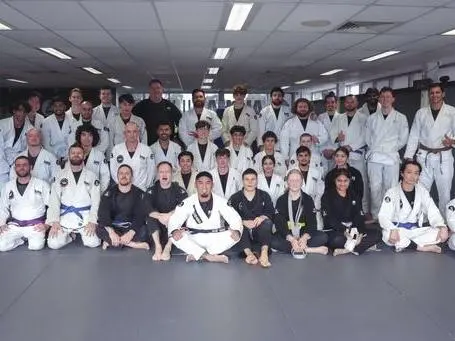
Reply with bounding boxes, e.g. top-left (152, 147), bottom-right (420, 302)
top-left (185, 226), bottom-right (228, 234)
